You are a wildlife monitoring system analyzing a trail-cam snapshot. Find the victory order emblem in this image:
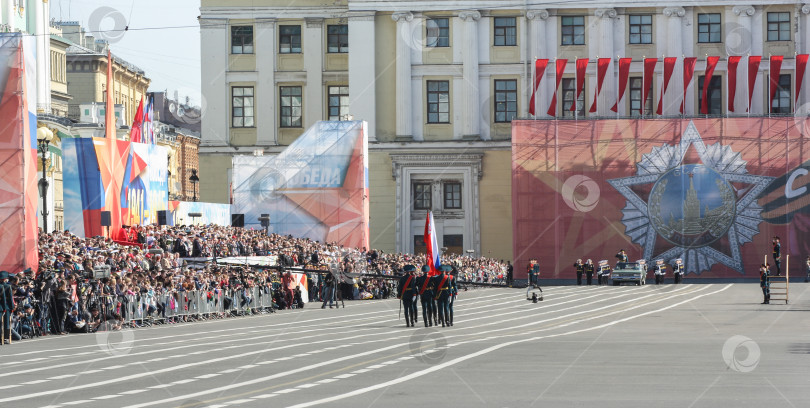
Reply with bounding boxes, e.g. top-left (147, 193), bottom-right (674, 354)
top-left (607, 121), bottom-right (773, 275)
